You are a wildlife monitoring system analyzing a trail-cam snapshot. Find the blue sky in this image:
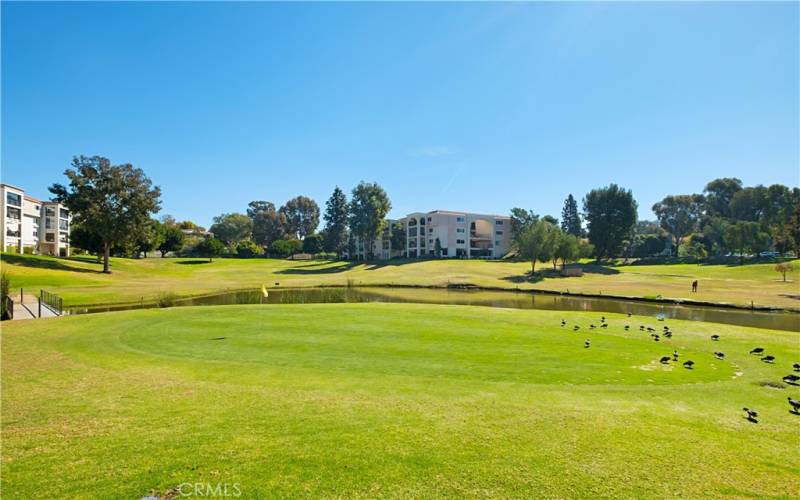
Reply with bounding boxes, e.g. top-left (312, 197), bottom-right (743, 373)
top-left (2, 2), bottom-right (798, 227)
